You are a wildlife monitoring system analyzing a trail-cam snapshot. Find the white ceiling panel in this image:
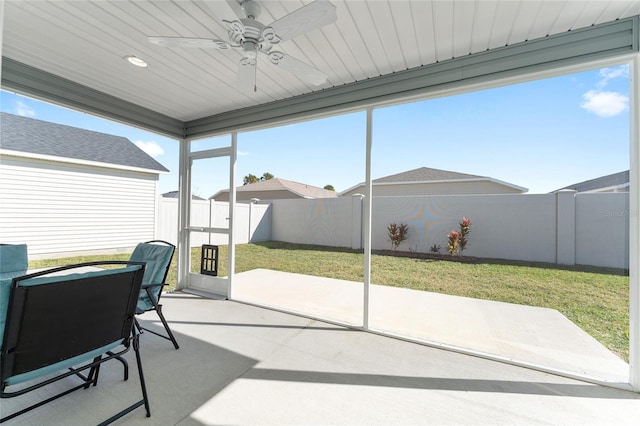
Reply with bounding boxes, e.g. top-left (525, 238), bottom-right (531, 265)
top-left (452, 0), bottom-right (476, 59)
top-left (2, 0), bottom-right (639, 126)
top-left (487, 1), bottom-right (521, 49)
top-left (469, 1), bottom-right (499, 54)
top-left (432, 1), bottom-right (455, 62)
